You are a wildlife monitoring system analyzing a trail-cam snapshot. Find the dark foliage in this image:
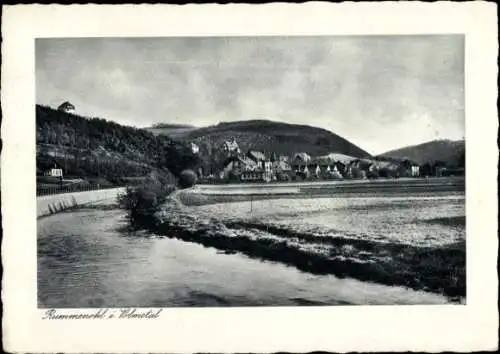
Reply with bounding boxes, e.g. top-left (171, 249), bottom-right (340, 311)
top-left (276, 171), bottom-right (291, 182)
top-left (378, 139), bottom-right (465, 167)
top-left (118, 182), bottom-right (176, 227)
top-left (178, 169), bottom-right (198, 188)
top-left (148, 119), bottom-right (373, 167)
top-left (36, 105), bottom-right (201, 180)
